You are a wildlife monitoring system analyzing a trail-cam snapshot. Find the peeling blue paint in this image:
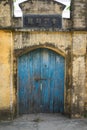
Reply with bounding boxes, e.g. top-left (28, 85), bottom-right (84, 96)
top-left (18, 48), bottom-right (65, 114)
